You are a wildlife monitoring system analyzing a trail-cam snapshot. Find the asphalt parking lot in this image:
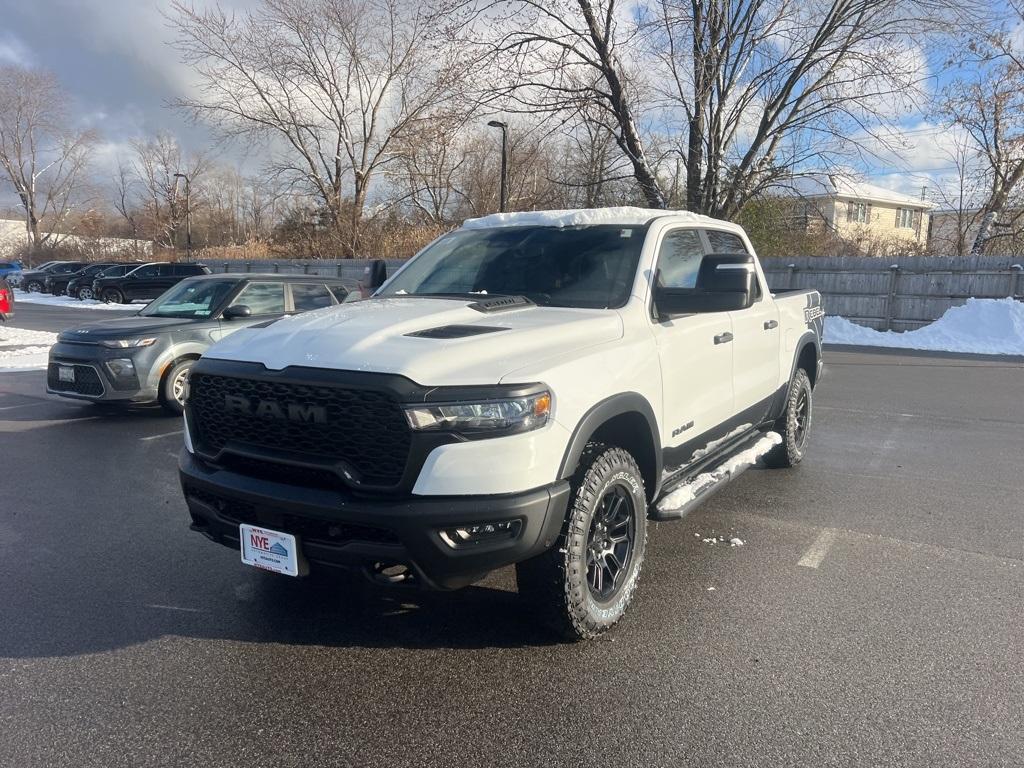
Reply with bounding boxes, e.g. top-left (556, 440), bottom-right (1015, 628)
top-left (1, 303), bottom-right (1022, 768)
